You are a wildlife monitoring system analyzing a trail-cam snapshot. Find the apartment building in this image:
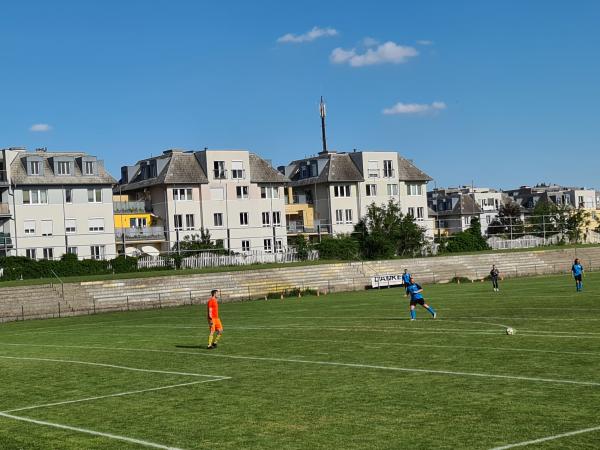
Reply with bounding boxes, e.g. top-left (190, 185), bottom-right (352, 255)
top-left (1, 147), bottom-right (117, 260)
top-left (118, 149), bottom-right (287, 255)
top-left (282, 150), bottom-right (433, 238)
top-left (504, 184), bottom-right (597, 213)
top-left (428, 186), bottom-right (507, 235)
